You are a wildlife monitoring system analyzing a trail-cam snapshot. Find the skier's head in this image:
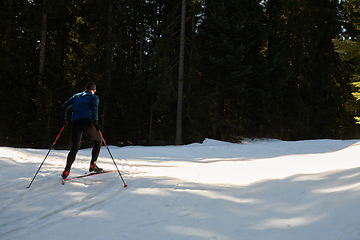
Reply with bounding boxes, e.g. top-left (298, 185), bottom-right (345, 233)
top-left (85, 82), bottom-right (96, 91)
